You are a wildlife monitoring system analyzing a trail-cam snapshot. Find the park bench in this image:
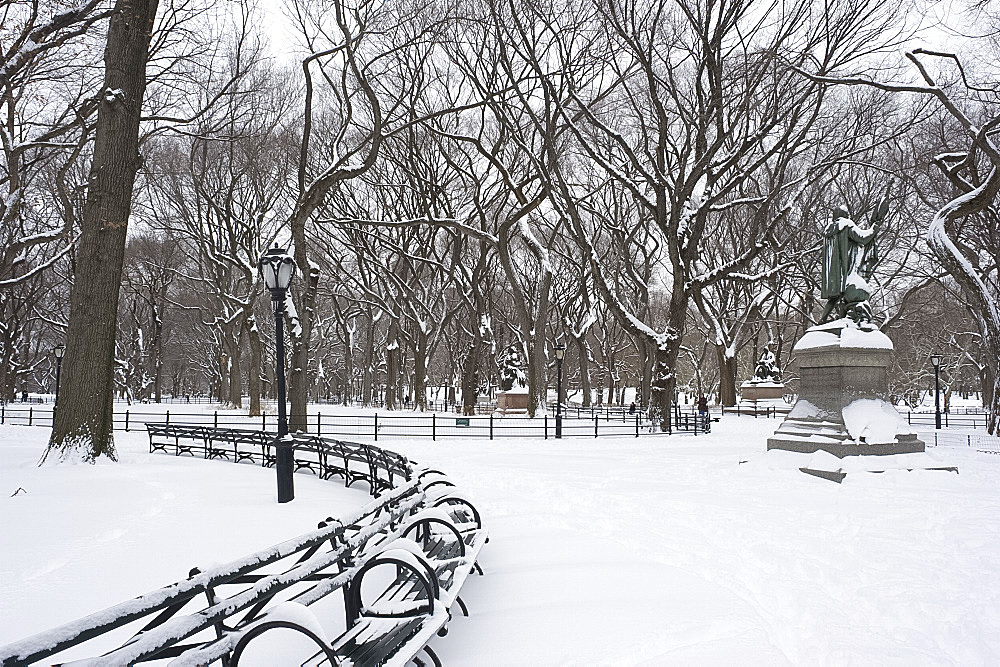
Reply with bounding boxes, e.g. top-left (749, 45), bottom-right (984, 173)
top-left (0, 459), bottom-right (488, 667)
top-left (145, 424), bottom-right (415, 496)
top-left (146, 422), bottom-right (209, 456)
